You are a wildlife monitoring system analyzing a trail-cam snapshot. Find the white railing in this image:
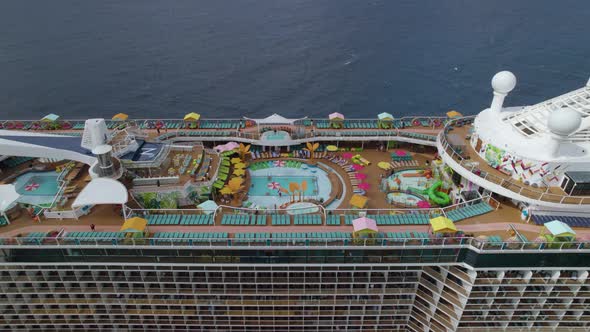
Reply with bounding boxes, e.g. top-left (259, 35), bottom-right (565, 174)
top-left (439, 117), bottom-right (590, 205)
top-left (4, 235), bottom-right (590, 253)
